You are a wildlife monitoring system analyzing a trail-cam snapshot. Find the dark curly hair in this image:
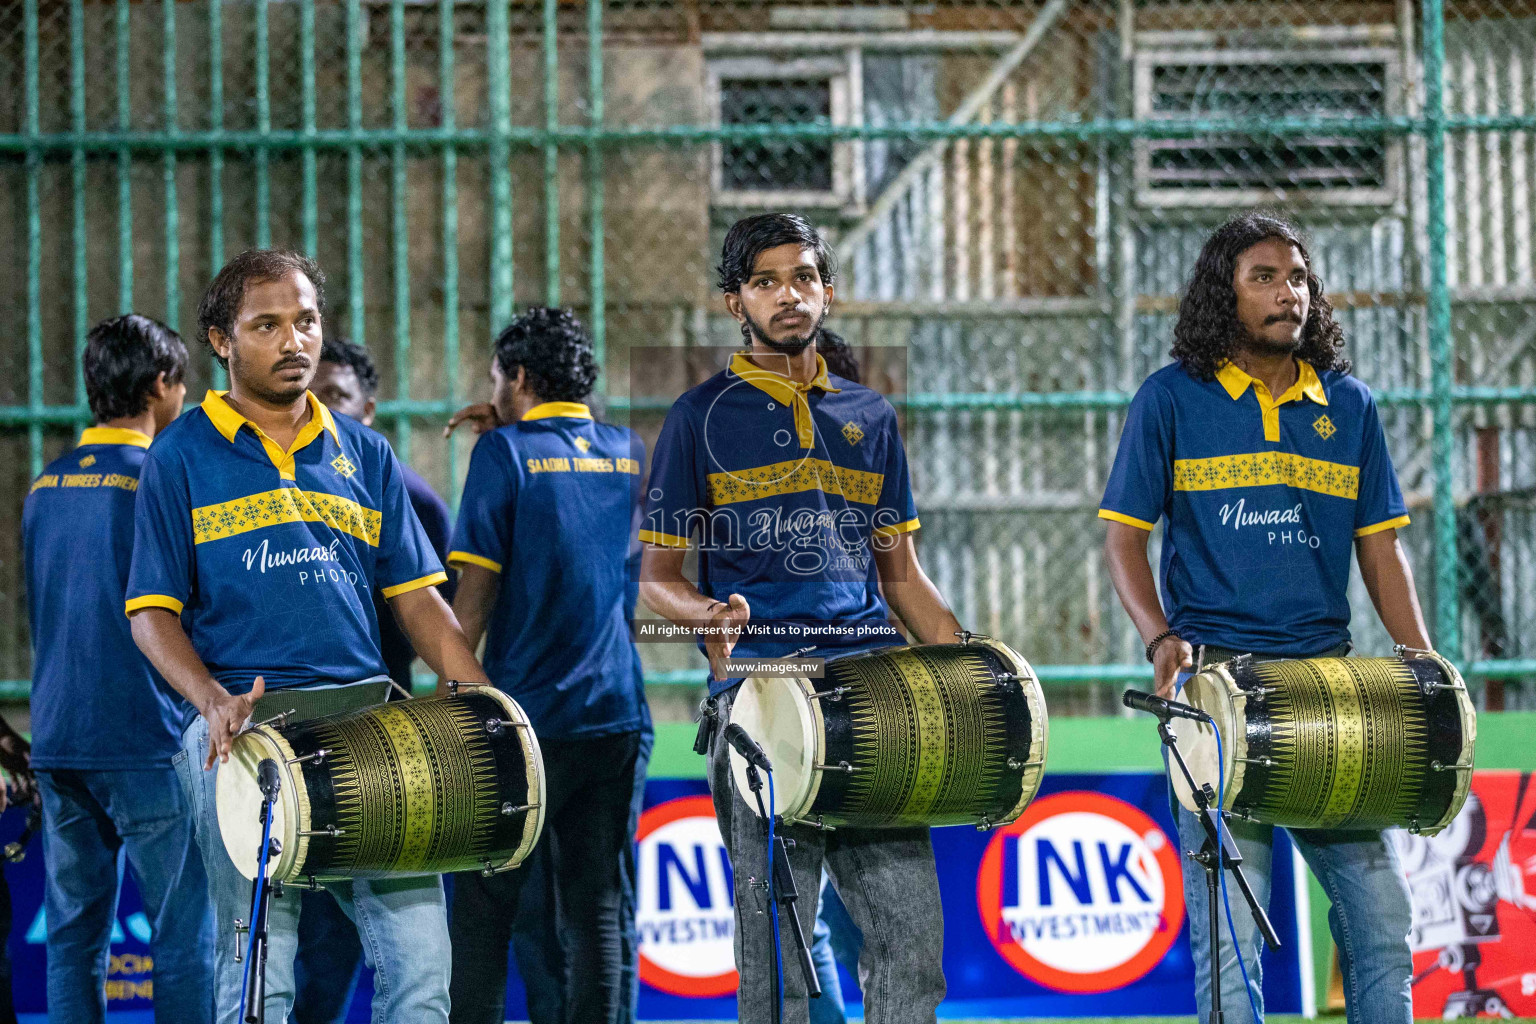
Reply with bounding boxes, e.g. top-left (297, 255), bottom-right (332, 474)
top-left (717, 213), bottom-right (837, 293)
top-left (83, 314), bottom-right (188, 423)
top-left (1171, 212), bottom-right (1349, 381)
top-left (817, 329), bottom-right (861, 383)
top-left (319, 336), bottom-right (380, 398)
top-left (493, 307), bottom-right (597, 403)
top-left (197, 249), bottom-right (325, 369)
